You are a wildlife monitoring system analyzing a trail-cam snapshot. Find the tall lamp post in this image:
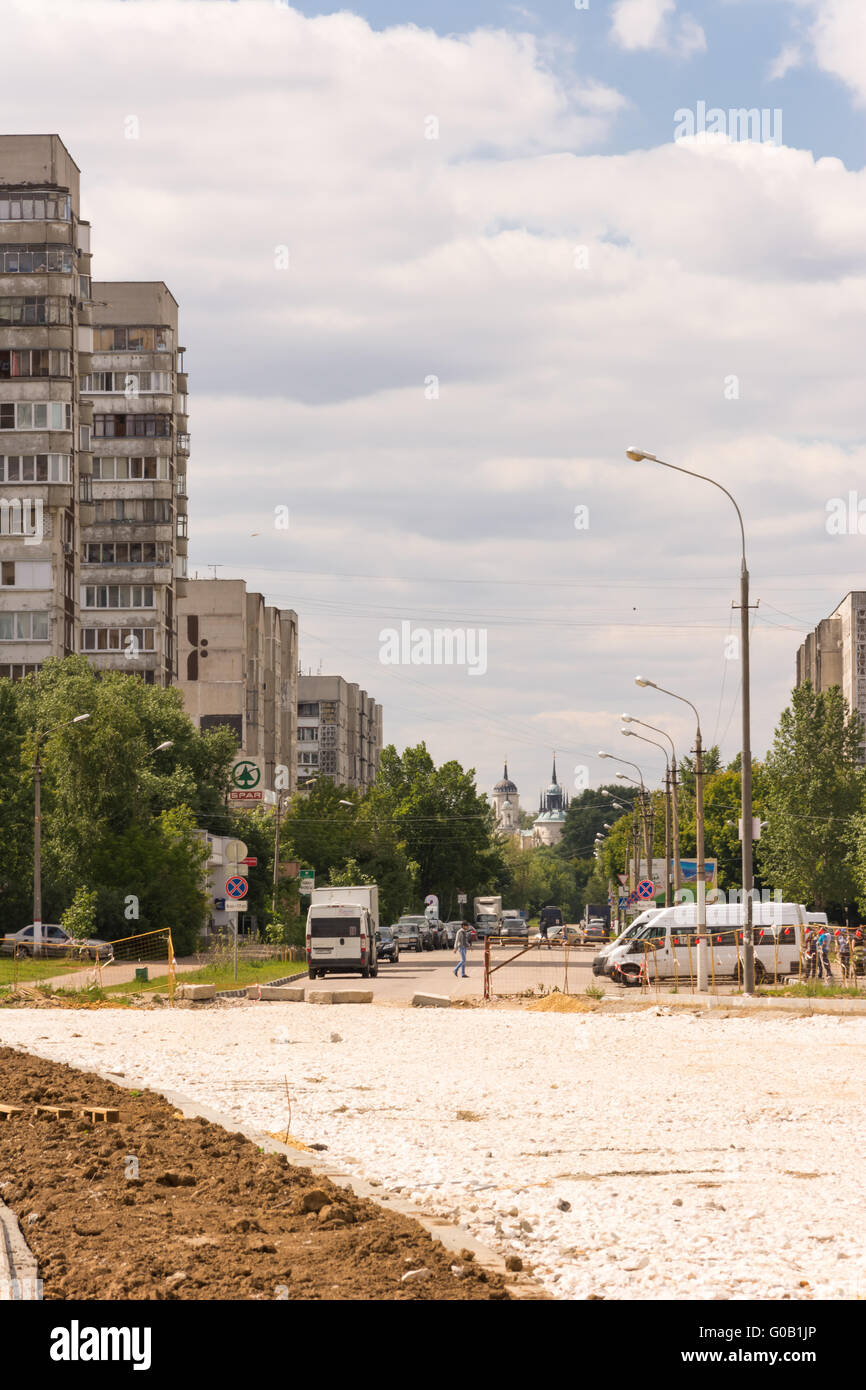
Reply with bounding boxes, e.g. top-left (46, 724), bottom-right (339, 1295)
top-left (622, 714), bottom-right (680, 895)
top-left (621, 726), bottom-right (672, 909)
top-left (634, 676), bottom-right (708, 990)
top-left (32, 713), bottom-right (91, 956)
top-left (598, 752), bottom-right (652, 871)
top-left (627, 446), bottom-right (755, 991)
